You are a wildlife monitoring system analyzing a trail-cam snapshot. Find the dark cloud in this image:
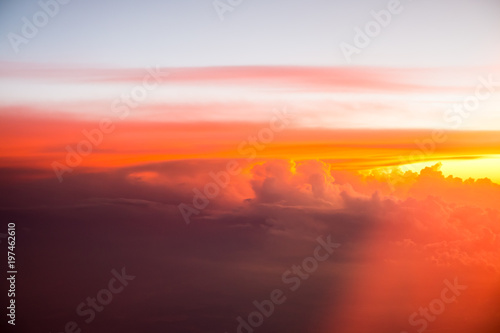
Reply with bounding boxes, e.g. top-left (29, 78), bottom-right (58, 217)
top-left (1, 159), bottom-right (499, 333)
